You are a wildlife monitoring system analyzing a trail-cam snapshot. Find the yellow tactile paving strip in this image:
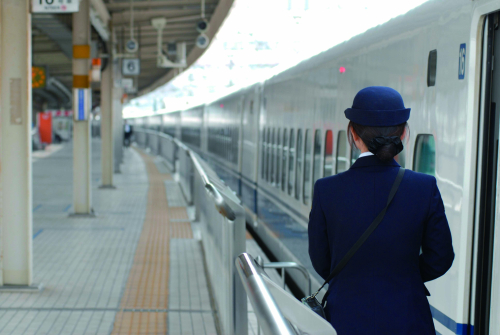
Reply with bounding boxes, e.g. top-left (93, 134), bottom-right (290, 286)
top-left (111, 150), bottom-right (193, 335)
